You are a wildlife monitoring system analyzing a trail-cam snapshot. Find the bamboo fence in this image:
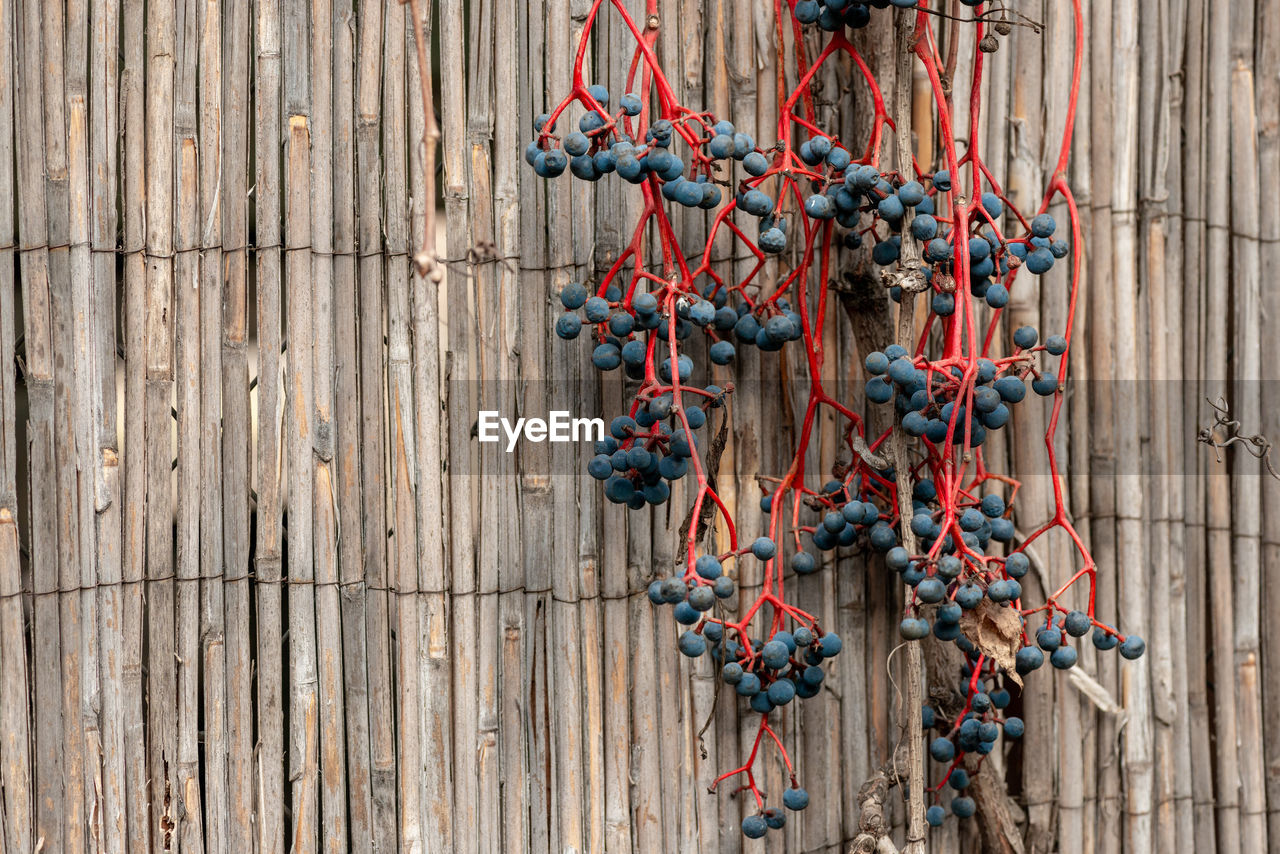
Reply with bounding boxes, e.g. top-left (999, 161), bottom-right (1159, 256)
top-left (0, 1), bottom-right (1275, 852)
